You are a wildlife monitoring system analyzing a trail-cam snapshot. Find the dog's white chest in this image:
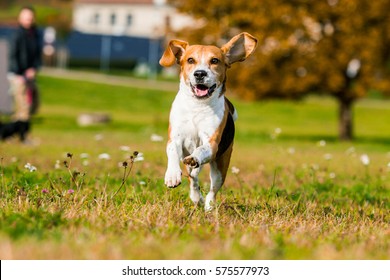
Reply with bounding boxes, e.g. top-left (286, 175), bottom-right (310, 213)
top-left (169, 89), bottom-right (225, 155)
